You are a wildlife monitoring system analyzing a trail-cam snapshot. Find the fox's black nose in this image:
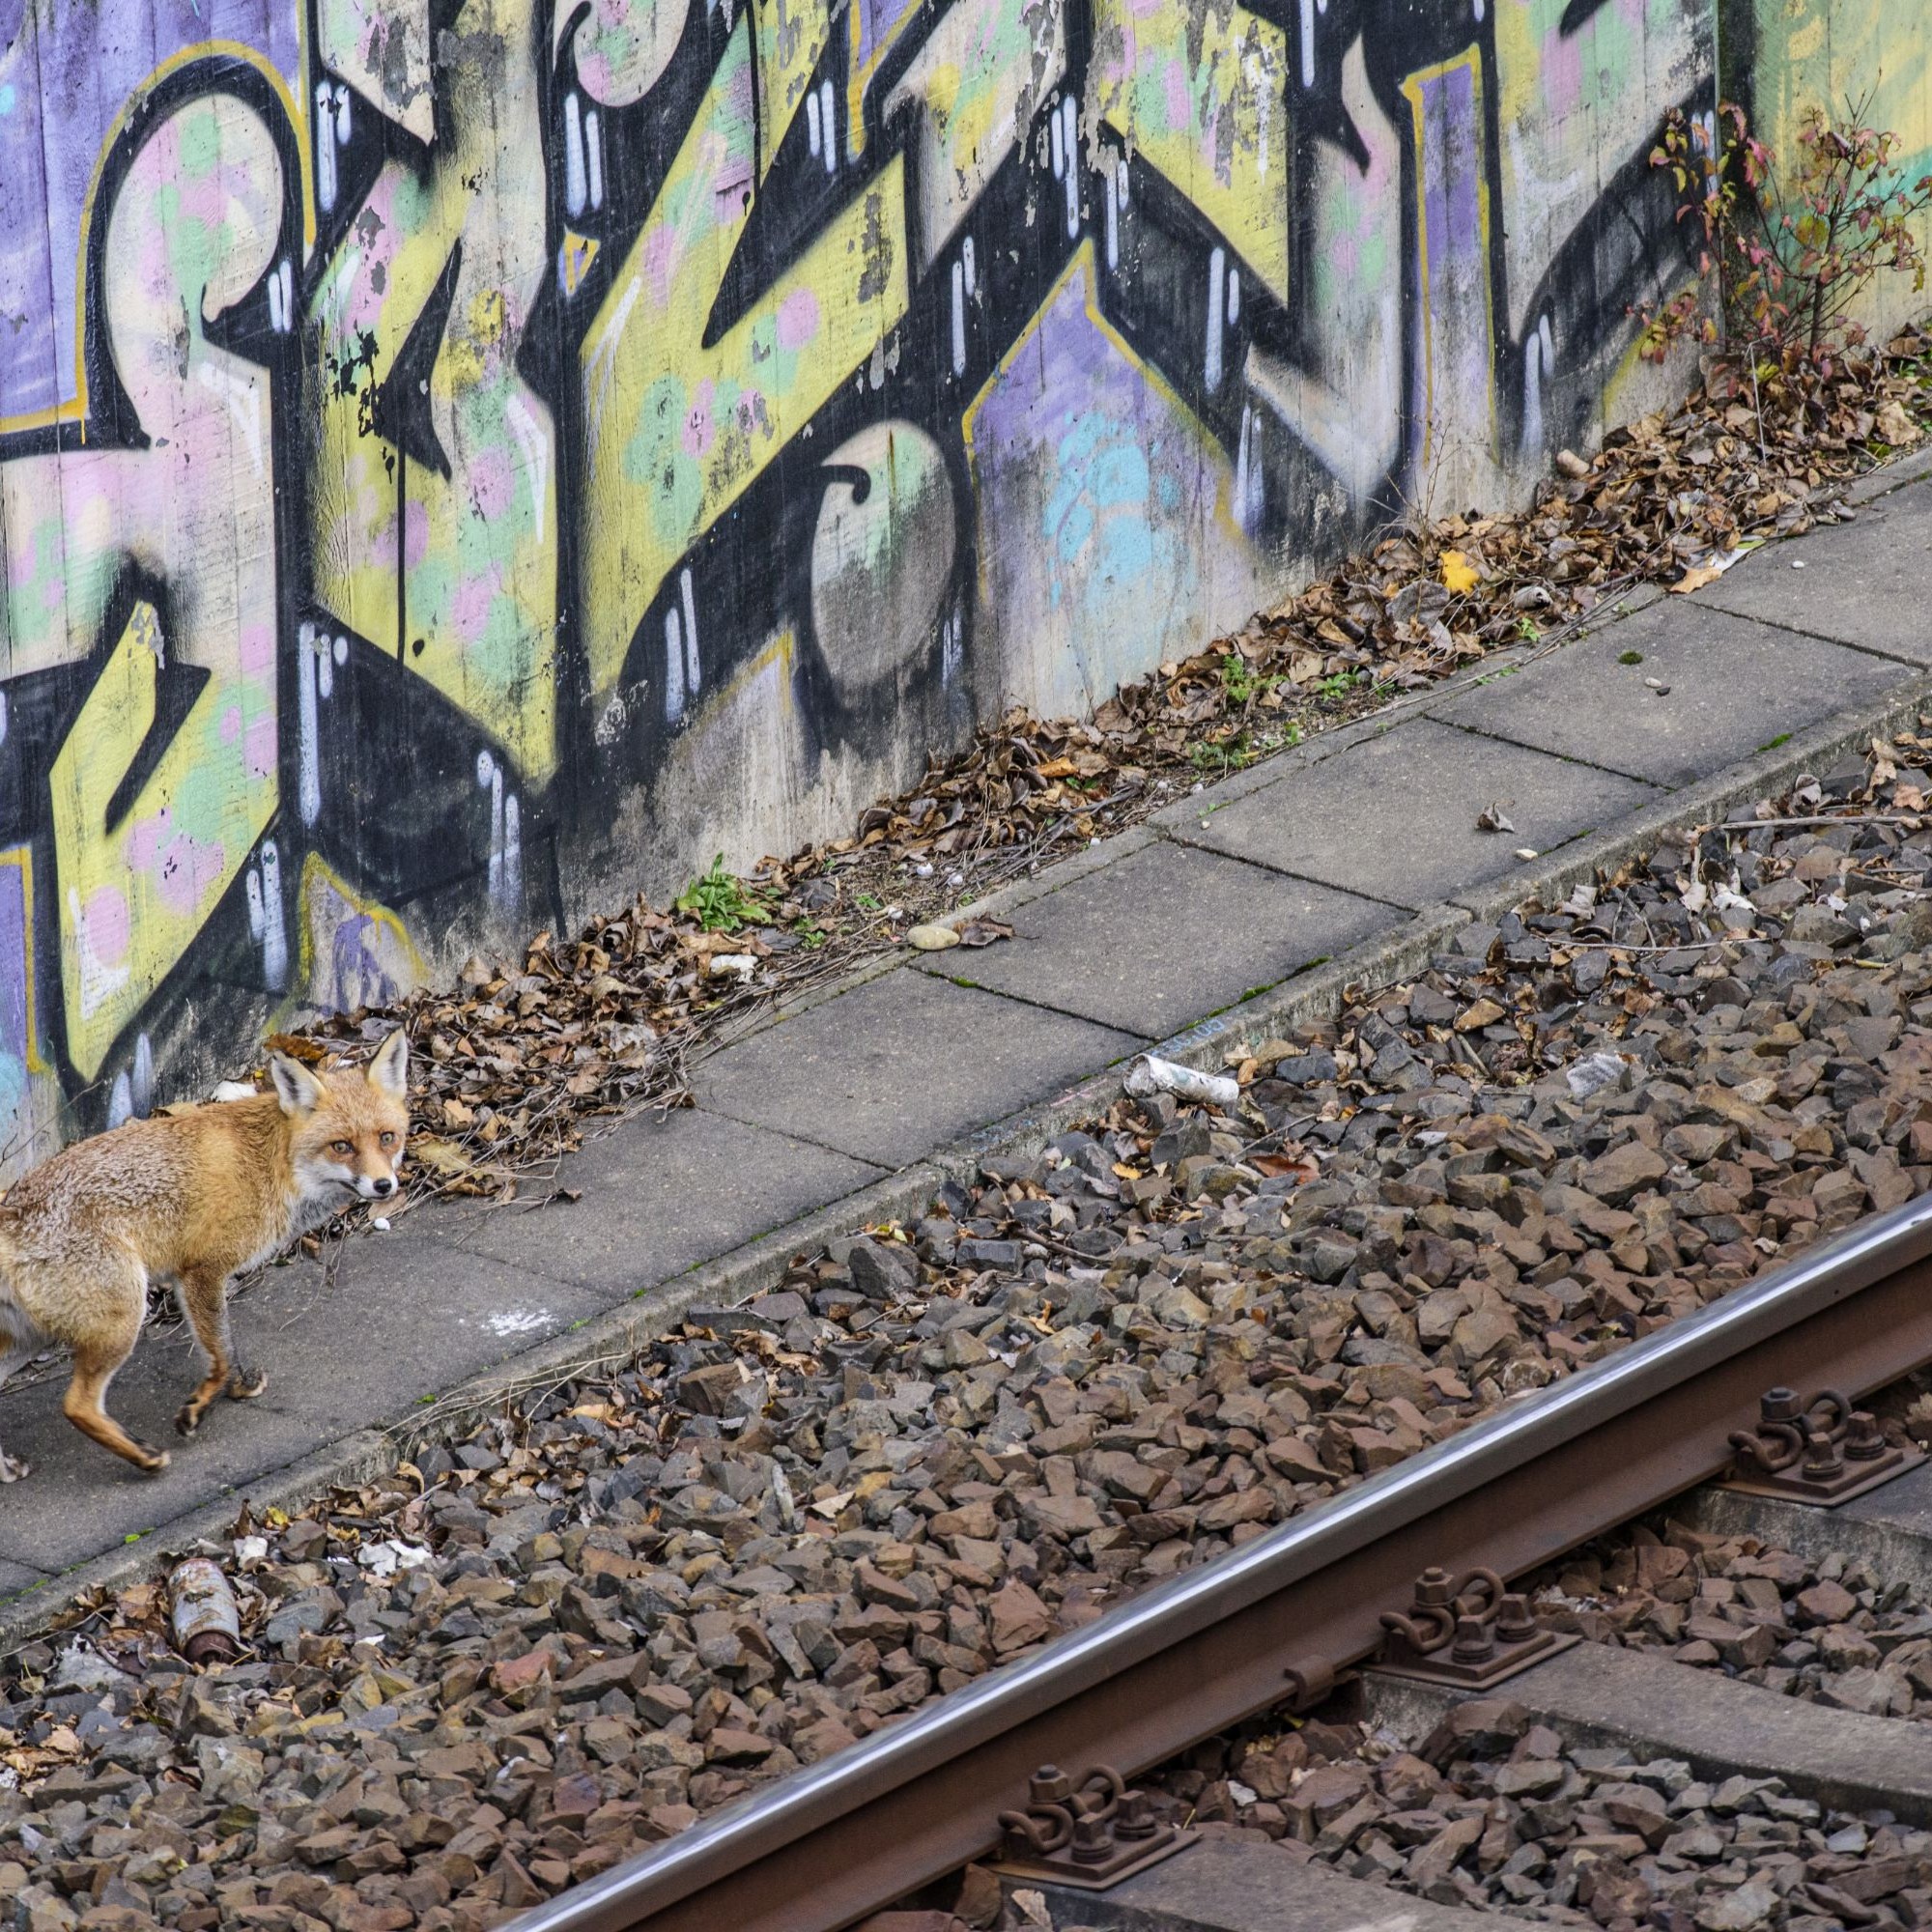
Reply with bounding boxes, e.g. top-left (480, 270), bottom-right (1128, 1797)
top-left (375, 1177), bottom-right (397, 1197)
